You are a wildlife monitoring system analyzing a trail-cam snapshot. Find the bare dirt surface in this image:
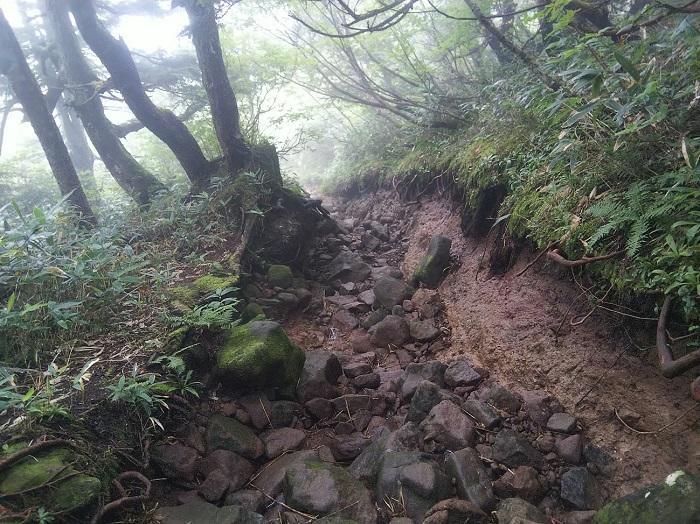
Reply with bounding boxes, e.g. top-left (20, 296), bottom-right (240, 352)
top-left (317, 190), bottom-right (699, 501)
